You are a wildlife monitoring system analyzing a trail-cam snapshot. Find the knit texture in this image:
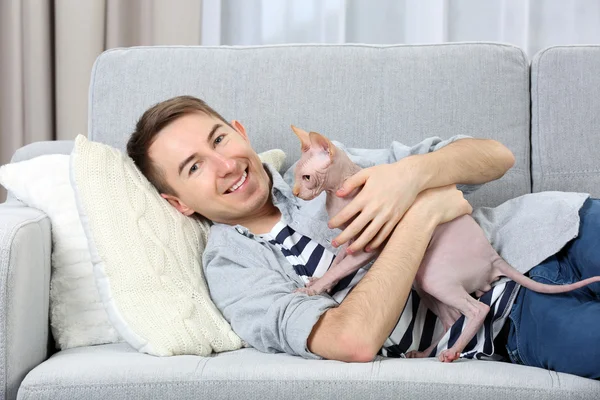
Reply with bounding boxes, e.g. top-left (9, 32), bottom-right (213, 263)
top-left (257, 148), bottom-right (285, 171)
top-left (70, 136), bottom-right (285, 356)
